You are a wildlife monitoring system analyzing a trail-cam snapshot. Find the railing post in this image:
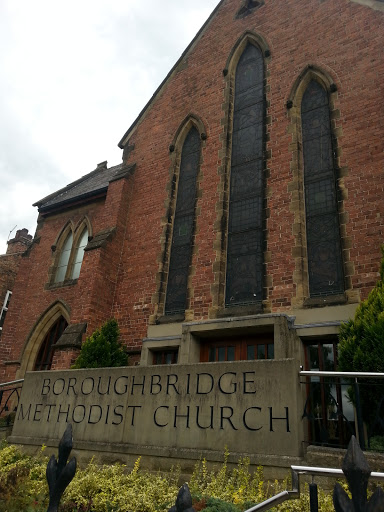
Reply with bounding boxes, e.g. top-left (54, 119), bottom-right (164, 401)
top-left (309, 481), bottom-right (318, 512)
top-left (354, 378), bottom-right (365, 450)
